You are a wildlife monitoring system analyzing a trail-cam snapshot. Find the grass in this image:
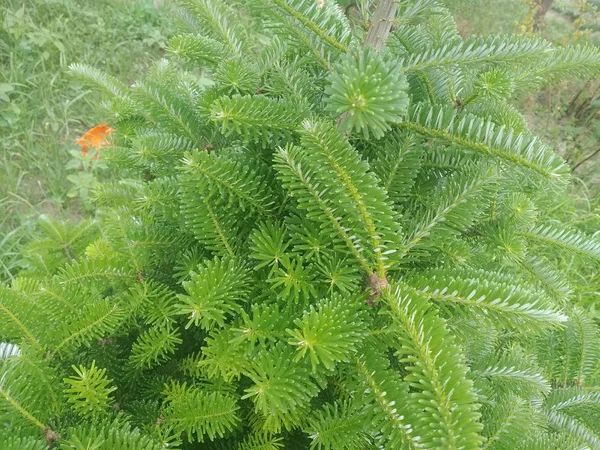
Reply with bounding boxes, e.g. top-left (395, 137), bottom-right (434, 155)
top-left (0, 0), bottom-right (174, 280)
top-left (444, 0), bottom-right (529, 36)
